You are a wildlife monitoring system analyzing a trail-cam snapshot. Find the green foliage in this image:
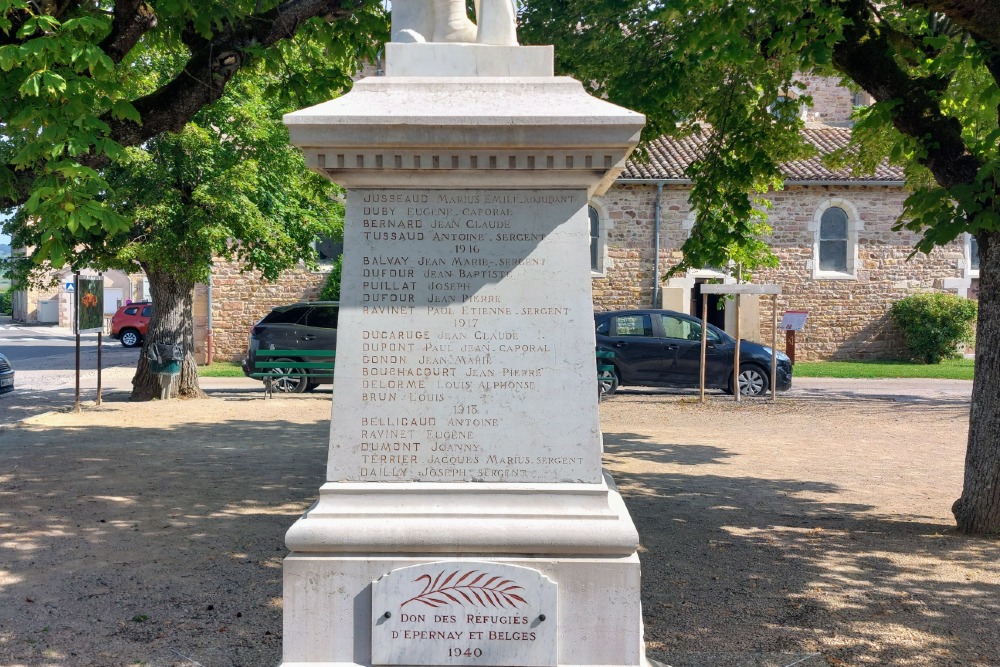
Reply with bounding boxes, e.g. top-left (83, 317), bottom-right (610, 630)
top-left (518, 0), bottom-right (1000, 271)
top-left (520, 0), bottom-right (840, 280)
top-left (0, 0), bottom-right (388, 276)
top-left (318, 254), bottom-right (344, 302)
top-left (890, 293), bottom-right (978, 364)
top-left (0, 289), bottom-right (9, 315)
top-left (6, 63), bottom-right (346, 286)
